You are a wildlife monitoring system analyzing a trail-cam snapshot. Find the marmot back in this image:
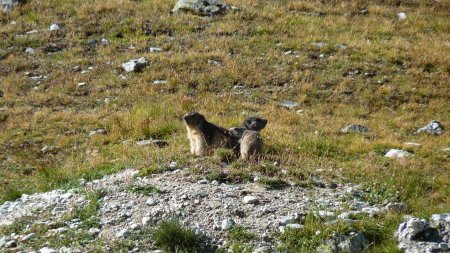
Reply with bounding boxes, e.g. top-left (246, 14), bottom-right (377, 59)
top-left (240, 130), bottom-right (263, 161)
top-left (183, 112), bottom-right (235, 156)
